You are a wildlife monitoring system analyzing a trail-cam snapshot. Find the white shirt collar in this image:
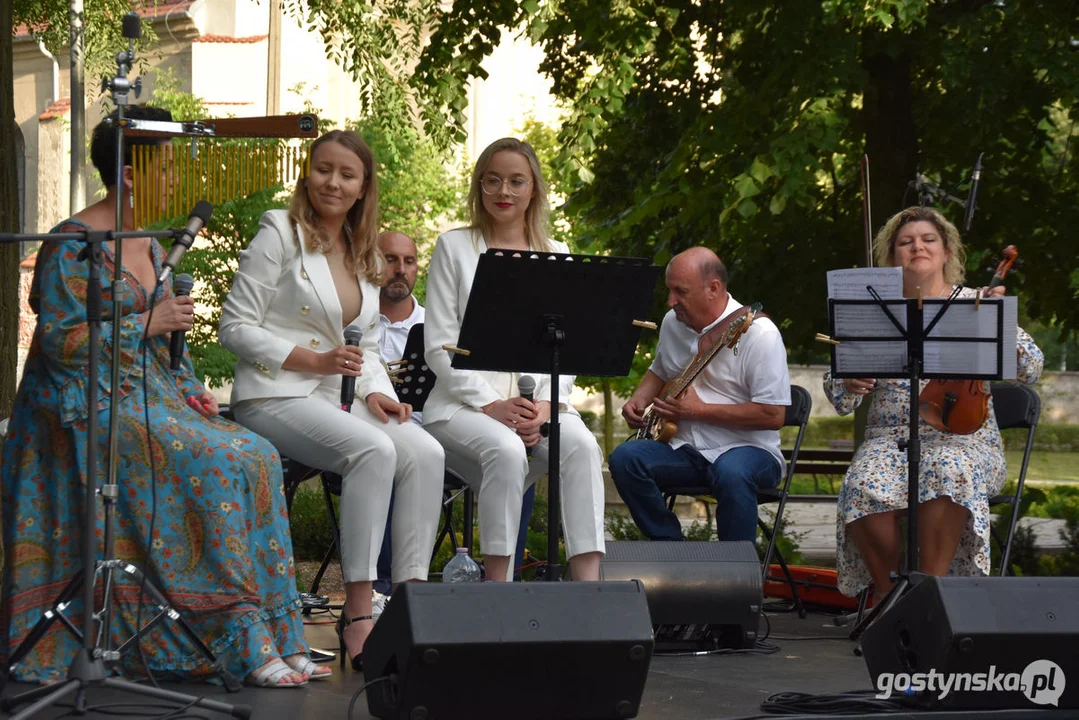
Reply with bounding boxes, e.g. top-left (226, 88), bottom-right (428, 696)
top-left (379, 295), bottom-right (423, 327)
